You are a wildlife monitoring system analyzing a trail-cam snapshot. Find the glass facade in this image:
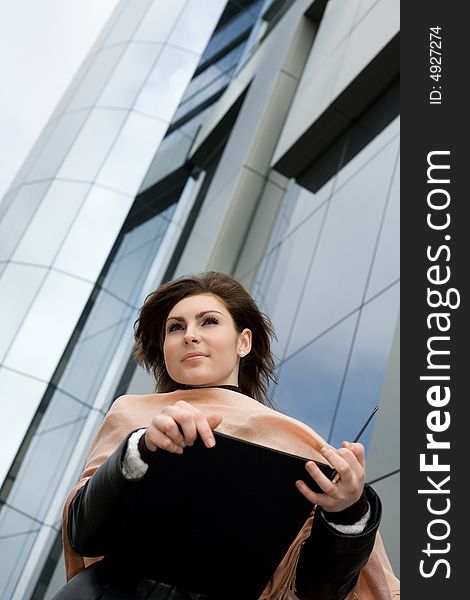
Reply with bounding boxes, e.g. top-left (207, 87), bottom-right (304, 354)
top-left (0, 0), bottom-right (399, 596)
top-left (0, 1), bottom-right (228, 597)
top-left (250, 117), bottom-right (400, 450)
